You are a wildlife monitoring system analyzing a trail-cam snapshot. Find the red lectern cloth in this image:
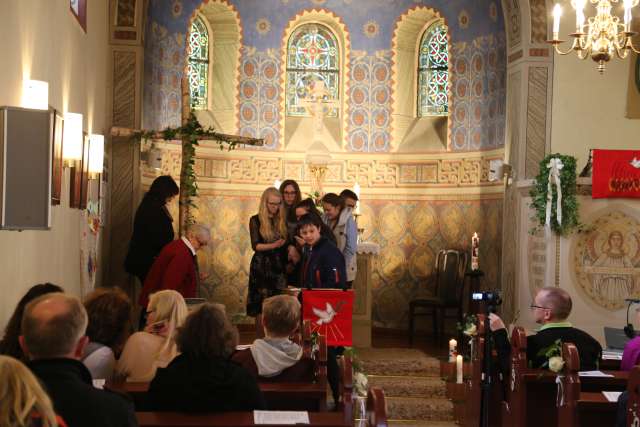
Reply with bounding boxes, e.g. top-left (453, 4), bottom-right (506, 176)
top-left (302, 289), bottom-right (353, 346)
